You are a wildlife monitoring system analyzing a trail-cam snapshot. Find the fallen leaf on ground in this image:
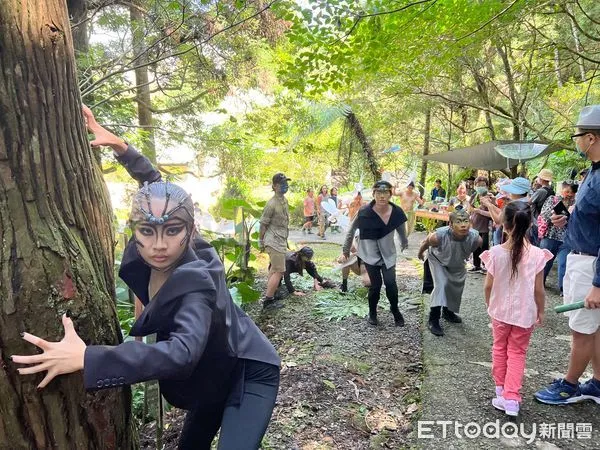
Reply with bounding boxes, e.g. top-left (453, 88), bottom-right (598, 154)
top-left (405, 403), bottom-right (419, 415)
top-left (365, 409), bottom-right (397, 432)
